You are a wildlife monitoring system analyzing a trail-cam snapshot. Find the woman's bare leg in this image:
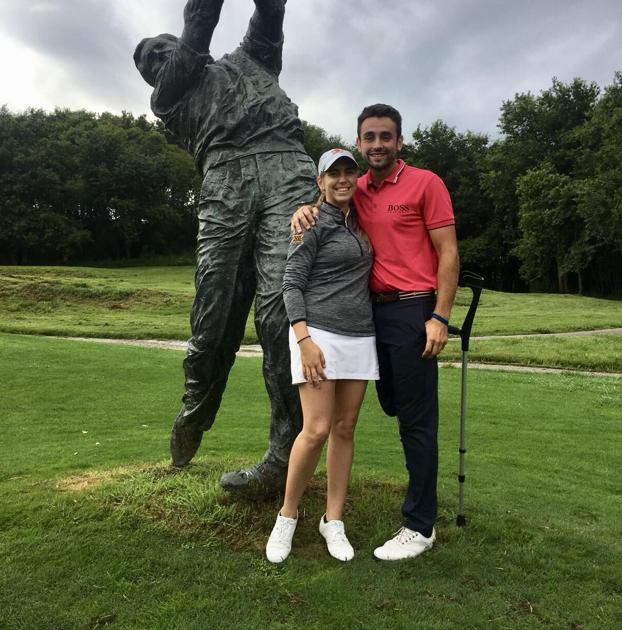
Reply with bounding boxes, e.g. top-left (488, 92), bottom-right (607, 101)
top-left (280, 381), bottom-right (335, 518)
top-left (325, 380), bottom-right (367, 521)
